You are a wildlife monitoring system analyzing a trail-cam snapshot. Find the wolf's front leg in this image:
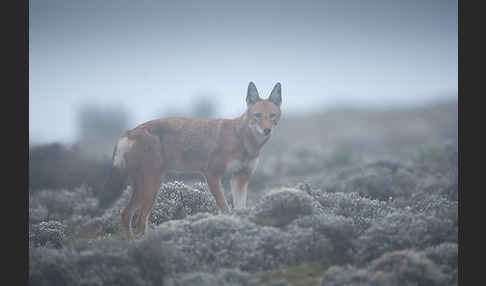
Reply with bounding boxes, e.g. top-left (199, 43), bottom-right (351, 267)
top-left (231, 172), bottom-right (250, 209)
top-left (204, 172), bottom-right (230, 214)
